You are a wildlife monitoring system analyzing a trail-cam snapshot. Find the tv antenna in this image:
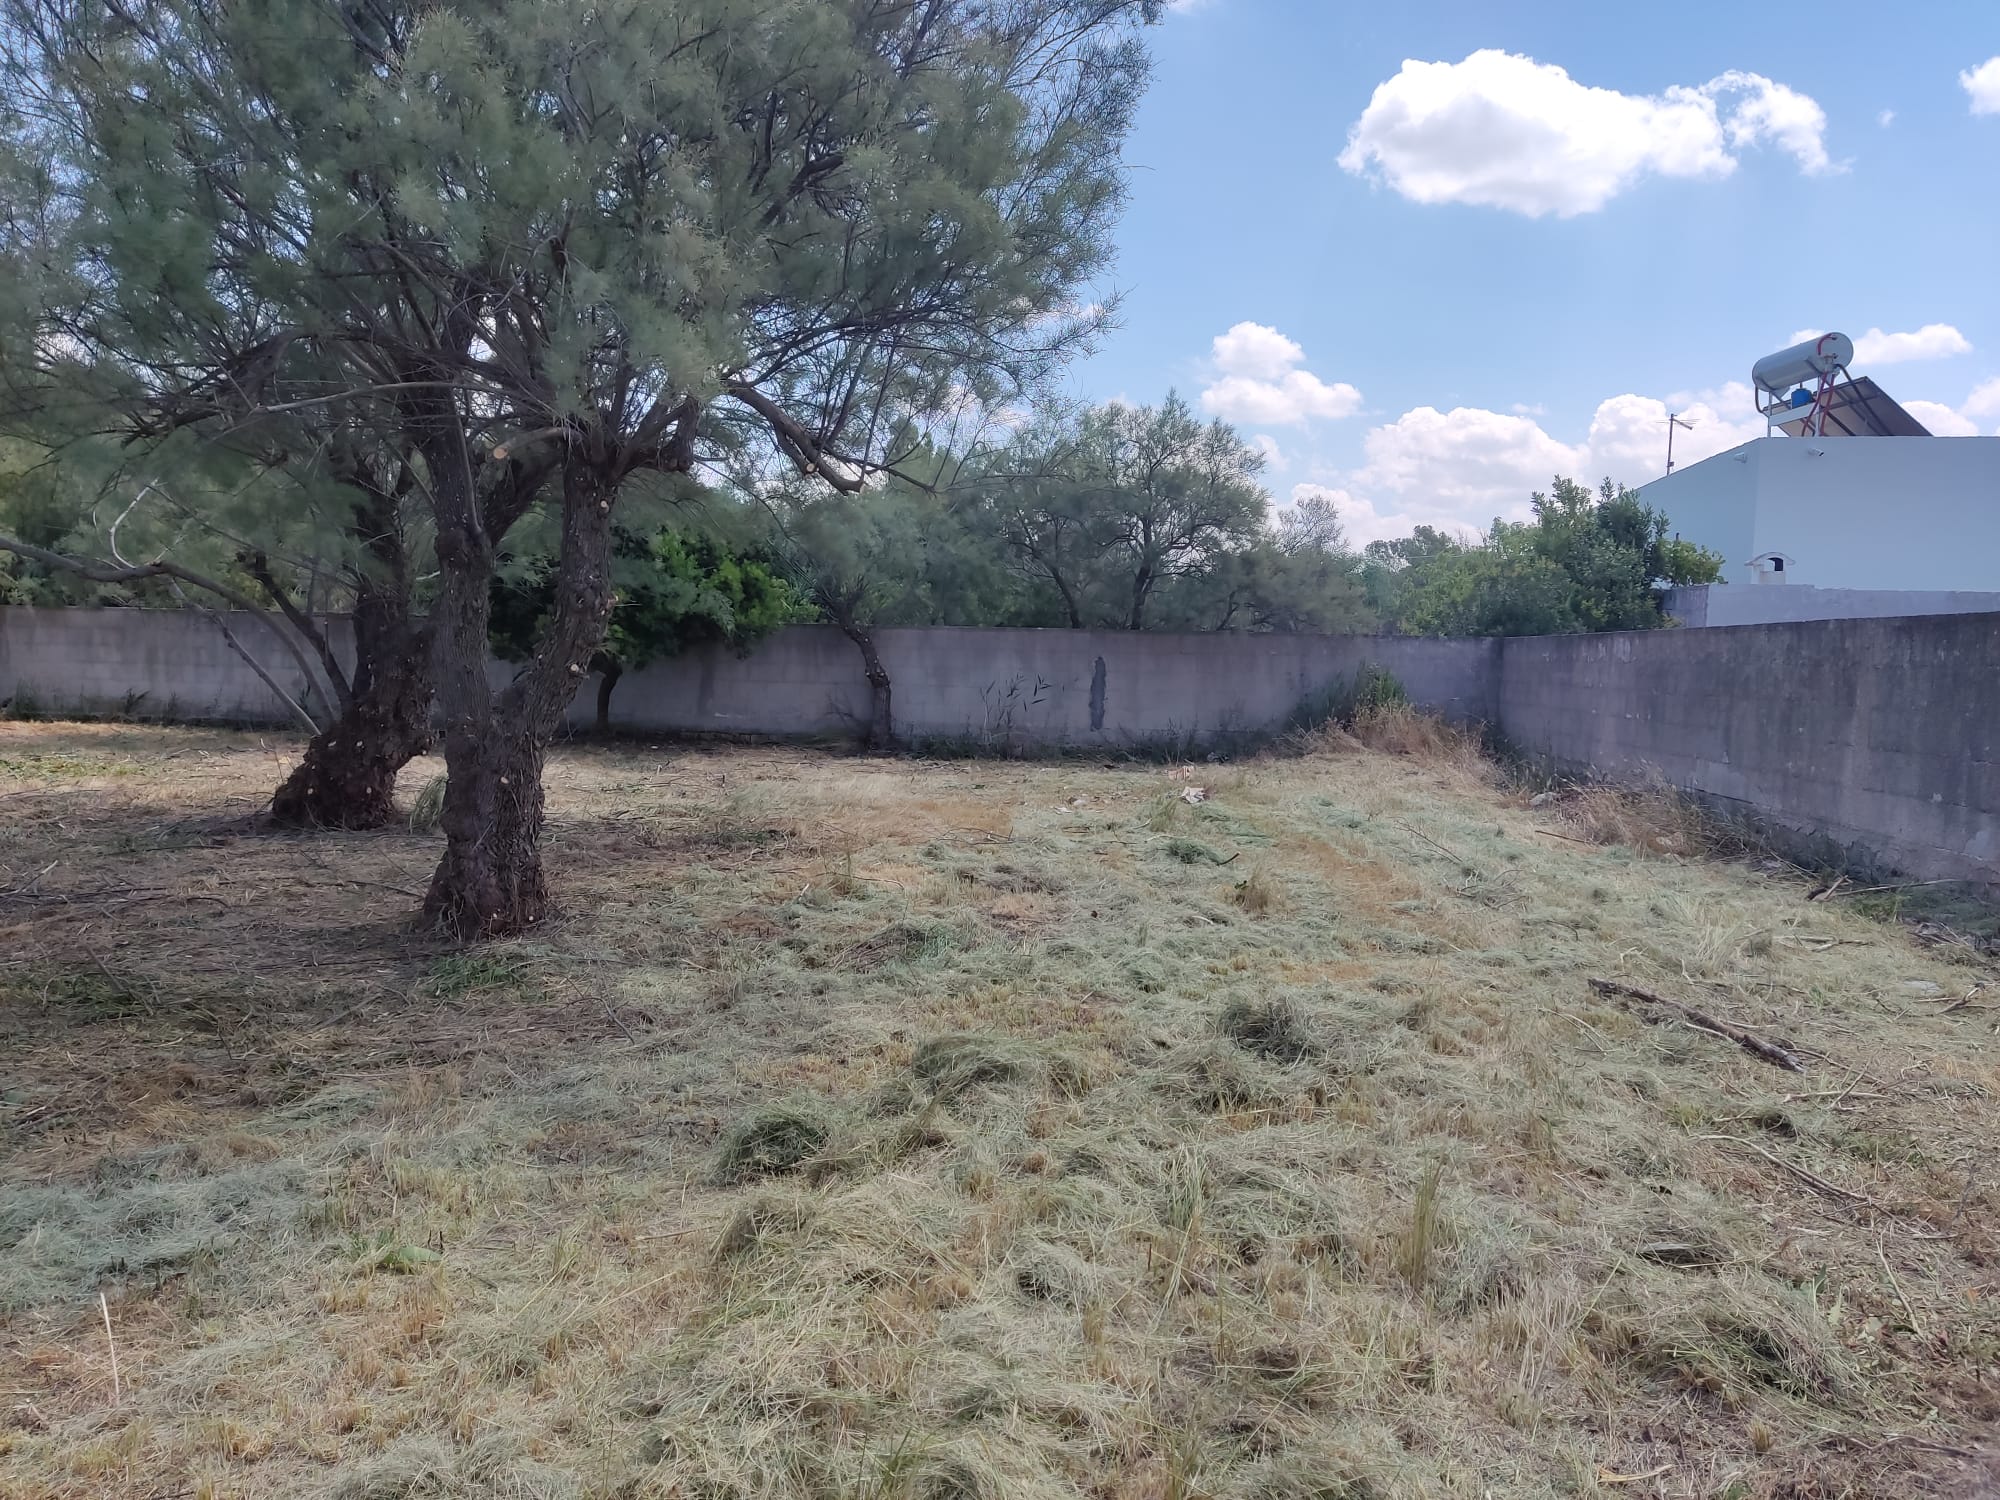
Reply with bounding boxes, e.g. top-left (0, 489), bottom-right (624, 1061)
top-left (1666, 412), bottom-right (1695, 475)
